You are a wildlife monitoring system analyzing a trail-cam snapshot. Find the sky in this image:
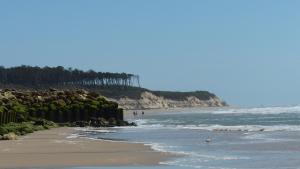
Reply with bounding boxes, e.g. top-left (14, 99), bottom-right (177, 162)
top-left (1, 0), bottom-right (300, 106)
